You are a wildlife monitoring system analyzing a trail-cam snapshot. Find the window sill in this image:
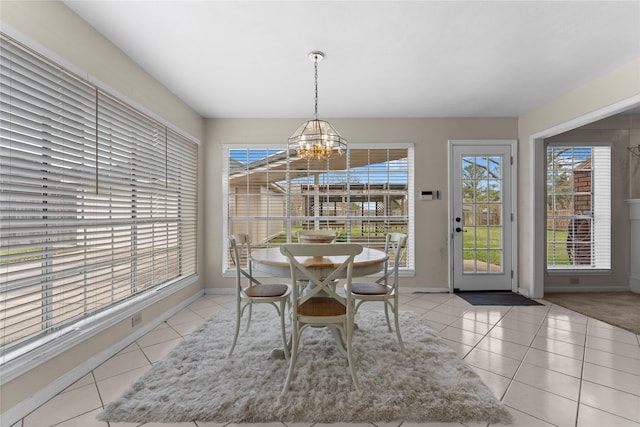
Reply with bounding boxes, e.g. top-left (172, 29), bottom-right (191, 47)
top-left (546, 269), bottom-right (611, 276)
top-left (224, 269), bottom-right (416, 278)
top-left (0, 274), bottom-right (199, 385)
